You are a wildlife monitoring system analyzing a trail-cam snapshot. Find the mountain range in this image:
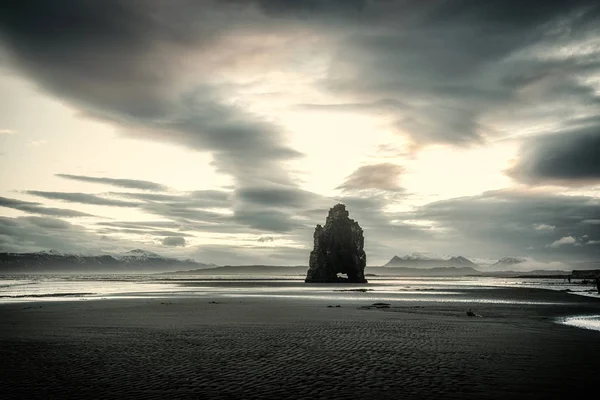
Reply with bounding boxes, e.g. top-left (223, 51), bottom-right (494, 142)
top-left (0, 249), bottom-right (212, 274)
top-left (0, 250), bottom-right (586, 276)
top-left (383, 253), bottom-right (477, 268)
